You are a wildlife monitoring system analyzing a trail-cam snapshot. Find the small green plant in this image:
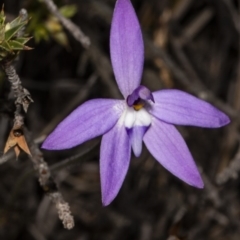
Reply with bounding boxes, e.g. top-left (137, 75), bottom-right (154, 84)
top-left (0, 8), bottom-right (31, 62)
